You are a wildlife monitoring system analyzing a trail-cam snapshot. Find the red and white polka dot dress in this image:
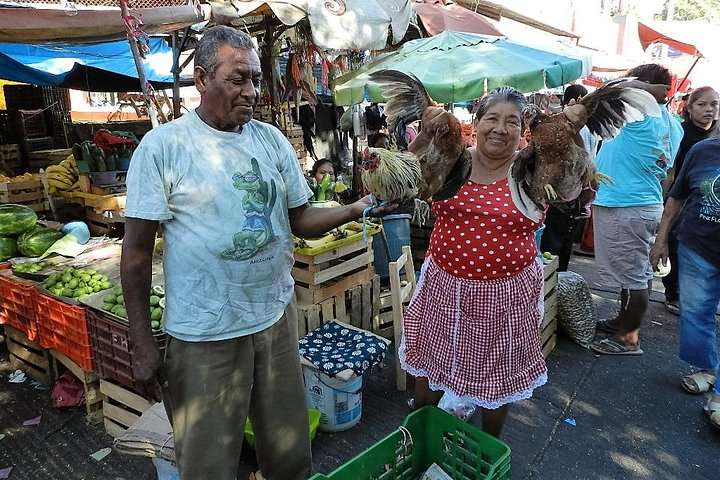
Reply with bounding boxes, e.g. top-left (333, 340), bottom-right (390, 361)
top-left (399, 179), bottom-right (548, 408)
